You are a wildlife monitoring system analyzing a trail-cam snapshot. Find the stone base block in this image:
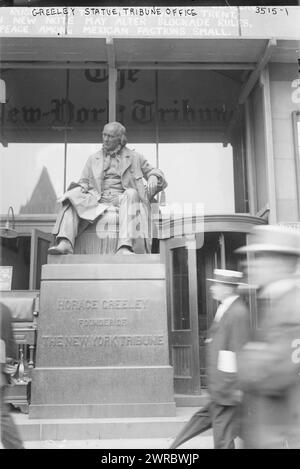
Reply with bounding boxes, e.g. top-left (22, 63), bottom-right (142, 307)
top-left (29, 366), bottom-right (176, 419)
top-left (29, 403), bottom-right (176, 420)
